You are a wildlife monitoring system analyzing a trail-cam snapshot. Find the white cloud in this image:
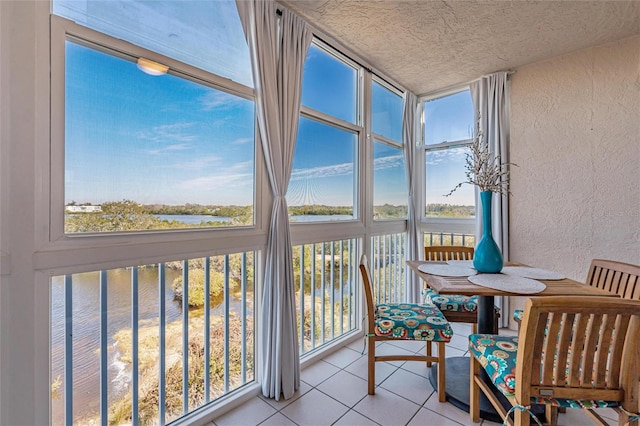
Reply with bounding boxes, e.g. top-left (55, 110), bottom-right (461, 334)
top-left (373, 154), bottom-right (403, 170)
top-left (176, 171), bottom-right (252, 191)
top-left (199, 91), bottom-right (246, 111)
top-left (290, 162), bottom-right (353, 181)
top-left (138, 122), bottom-right (197, 149)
